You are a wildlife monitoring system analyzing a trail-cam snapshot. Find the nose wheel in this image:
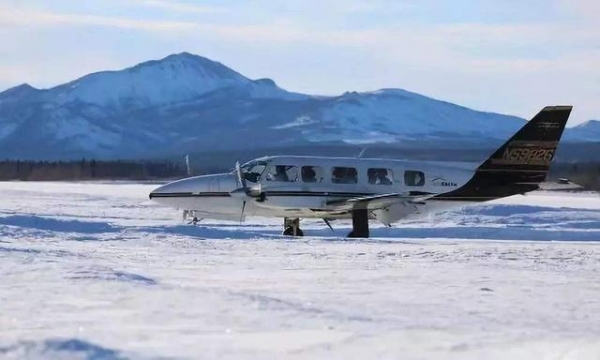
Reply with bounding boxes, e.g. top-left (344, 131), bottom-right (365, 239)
top-left (283, 218), bottom-right (304, 236)
top-left (183, 210), bottom-right (202, 225)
